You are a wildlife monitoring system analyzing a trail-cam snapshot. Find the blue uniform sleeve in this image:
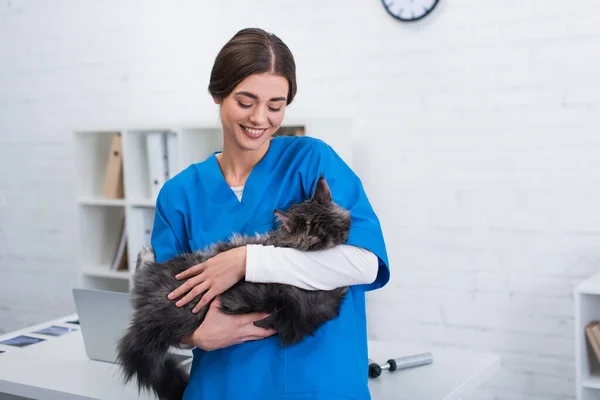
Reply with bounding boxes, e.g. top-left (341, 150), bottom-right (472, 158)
top-left (150, 183), bottom-right (189, 263)
top-left (304, 140), bottom-right (390, 291)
